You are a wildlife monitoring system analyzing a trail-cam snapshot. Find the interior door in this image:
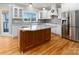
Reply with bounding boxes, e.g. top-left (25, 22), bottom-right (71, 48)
top-left (1, 11), bottom-right (10, 36)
